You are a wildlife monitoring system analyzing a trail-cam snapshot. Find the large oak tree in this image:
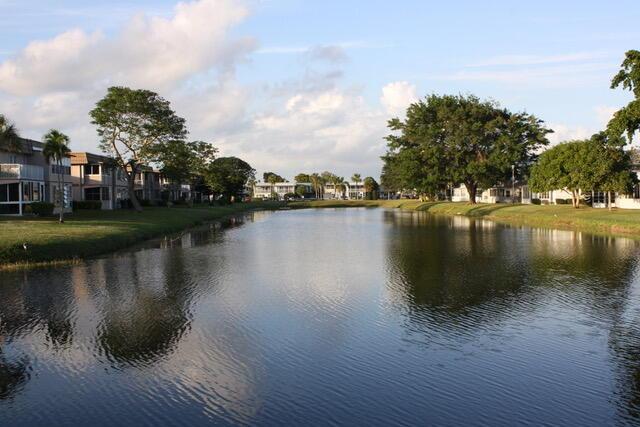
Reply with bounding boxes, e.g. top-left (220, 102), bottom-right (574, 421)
top-left (383, 94), bottom-right (551, 203)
